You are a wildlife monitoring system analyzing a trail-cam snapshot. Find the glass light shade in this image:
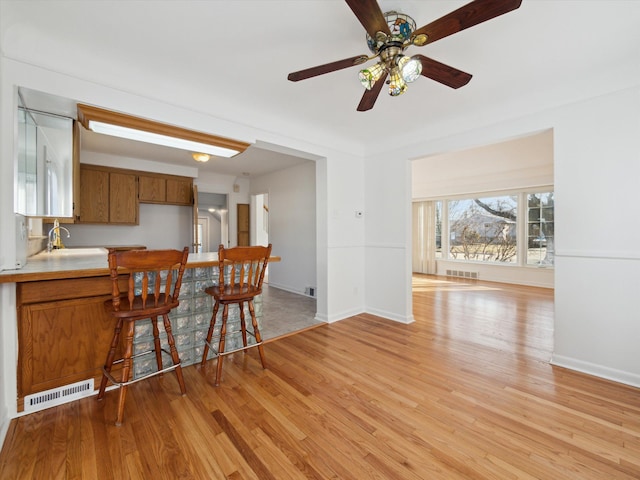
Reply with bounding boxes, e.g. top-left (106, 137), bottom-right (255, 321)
top-left (398, 55), bottom-right (423, 83)
top-left (358, 63), bottom-right (385, 90)
top-left (192, 152), bottom-right (210, 162)
top-left (388, 69), bottom-right (407, 96)
top-left (365, 11), bottom-right (417, 53)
